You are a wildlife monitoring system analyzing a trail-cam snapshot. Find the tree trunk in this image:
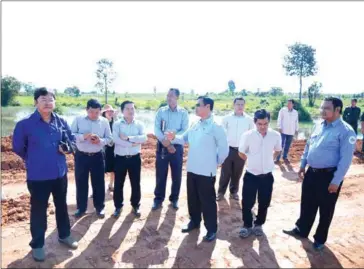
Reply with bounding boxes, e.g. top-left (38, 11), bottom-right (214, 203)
top-left (299, 75), bottom-right (302, 103)
top-left (104, 77), bottom-right (108, 104)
